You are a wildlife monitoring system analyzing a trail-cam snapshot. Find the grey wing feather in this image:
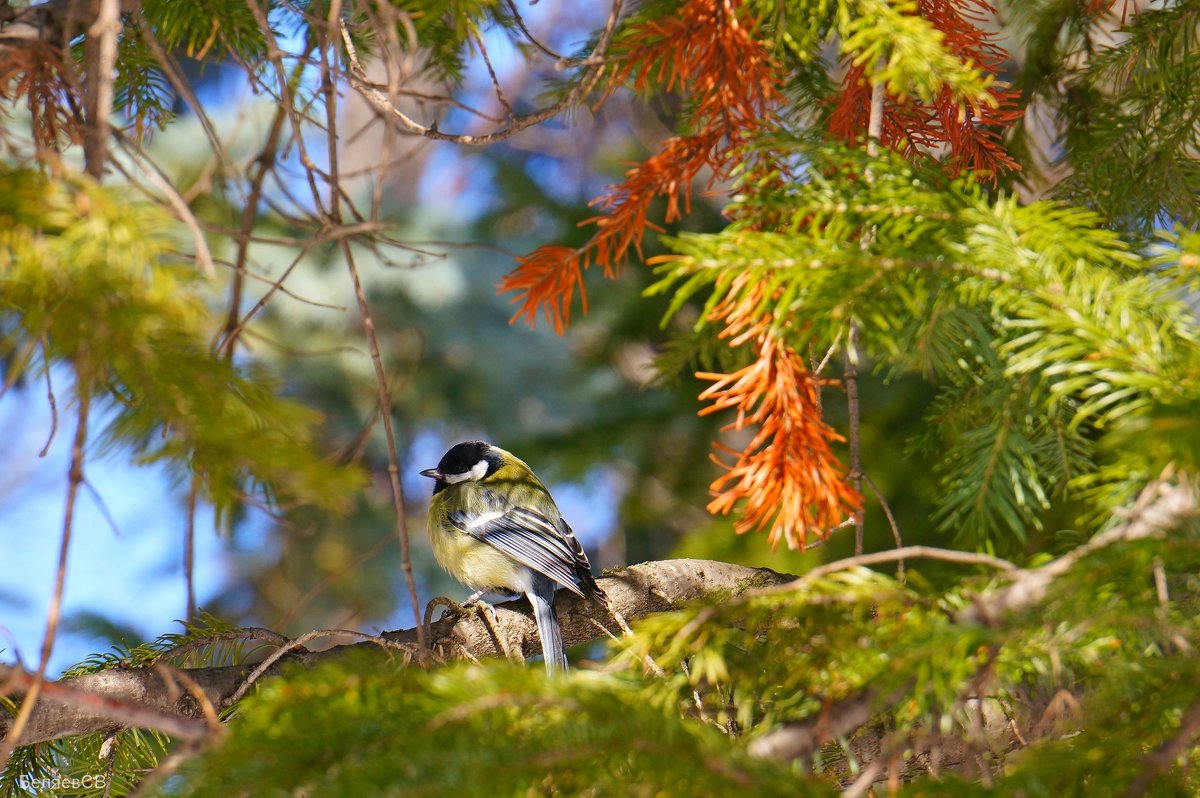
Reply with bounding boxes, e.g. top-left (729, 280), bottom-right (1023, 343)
top-left (448, 504), bottom-right (589, 598)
